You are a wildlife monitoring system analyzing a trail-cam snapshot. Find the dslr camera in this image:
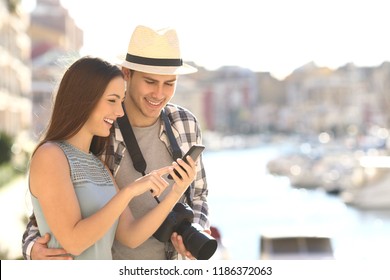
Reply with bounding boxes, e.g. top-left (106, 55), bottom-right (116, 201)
top-left (153, 202), bottom-right (217, 260)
